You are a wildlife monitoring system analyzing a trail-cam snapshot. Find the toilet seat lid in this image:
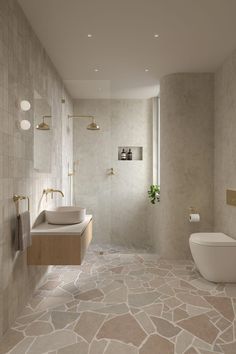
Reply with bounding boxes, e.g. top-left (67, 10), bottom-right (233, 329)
top-left (190, 233), bottom-right (236, 246)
